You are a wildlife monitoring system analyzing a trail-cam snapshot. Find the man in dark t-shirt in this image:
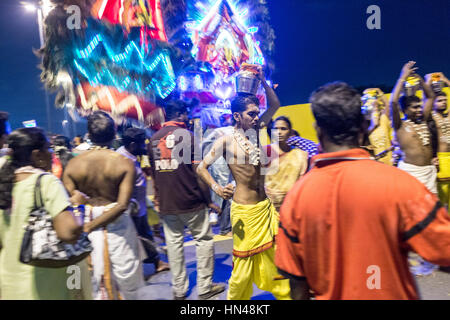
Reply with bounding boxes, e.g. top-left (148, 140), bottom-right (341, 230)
top-left (148, 100), bottom-right (224, 300)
